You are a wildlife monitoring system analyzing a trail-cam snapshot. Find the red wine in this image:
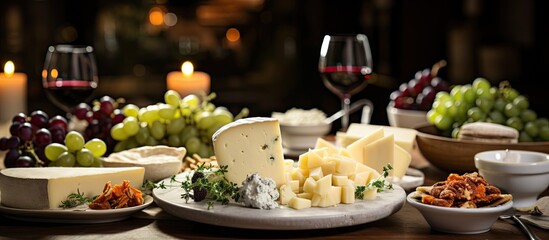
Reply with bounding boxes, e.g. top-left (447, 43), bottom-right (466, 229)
top-left (320, 66), bottom-right (371, 96)
top-left (44, 80), bottom-right (96, 111)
